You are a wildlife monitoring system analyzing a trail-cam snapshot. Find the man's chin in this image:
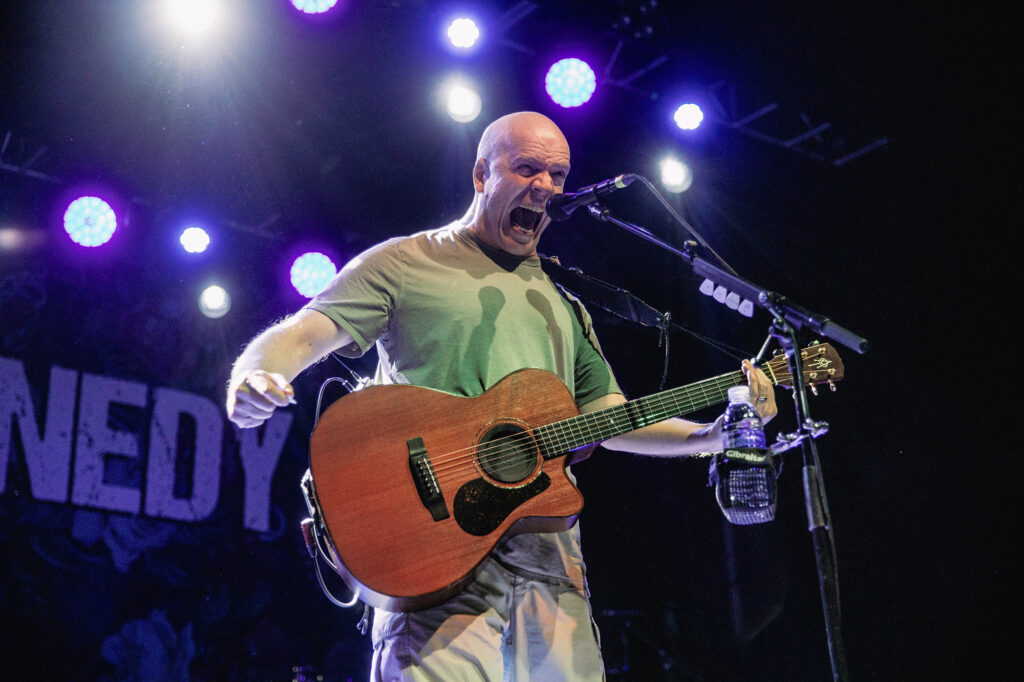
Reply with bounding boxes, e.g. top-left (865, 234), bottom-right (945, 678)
top-left (502, 225), bottom-right (544, 255)
top-left (502, 235), bottom-right (538, 256)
